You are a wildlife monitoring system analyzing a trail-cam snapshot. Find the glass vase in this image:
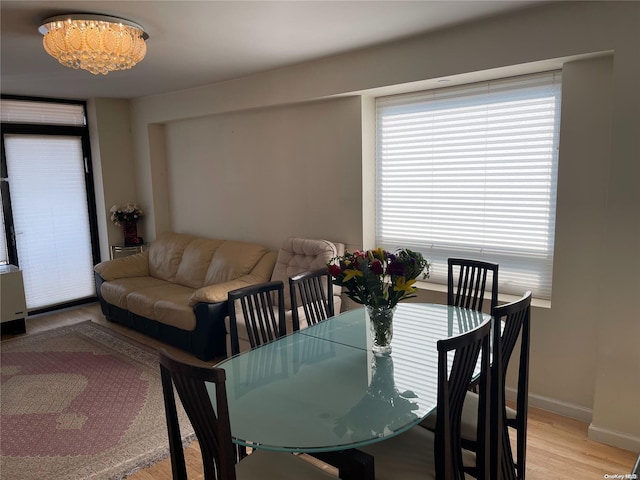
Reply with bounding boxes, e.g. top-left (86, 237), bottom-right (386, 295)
top-left (366, 305), bottom-right (395, 356)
